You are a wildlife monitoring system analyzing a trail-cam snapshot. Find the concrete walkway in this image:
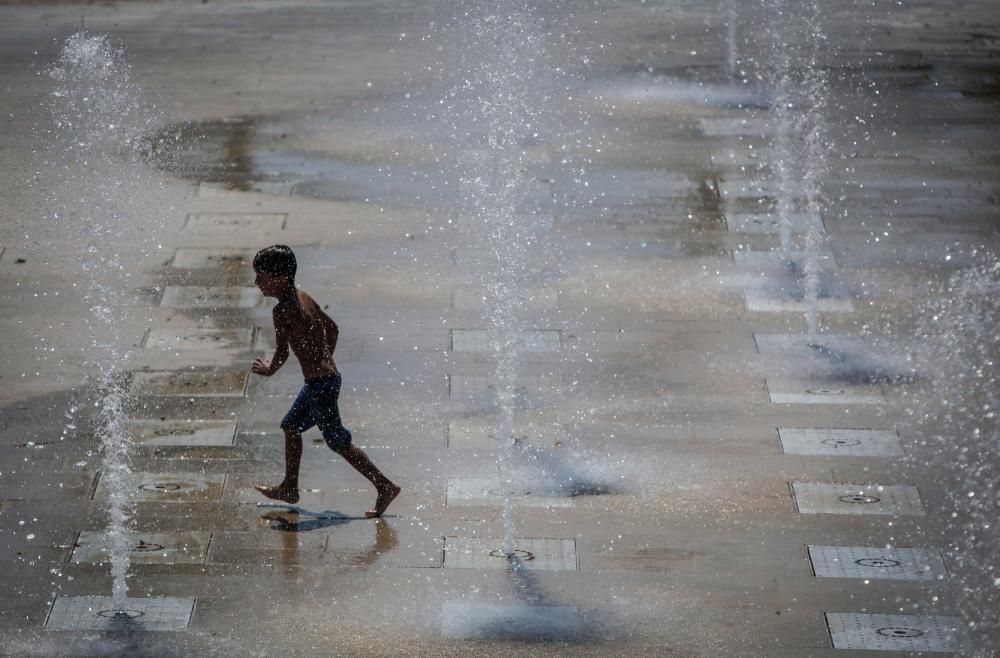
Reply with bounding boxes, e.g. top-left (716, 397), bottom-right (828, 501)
top-left (1, 1), bottom-right (998, 656)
